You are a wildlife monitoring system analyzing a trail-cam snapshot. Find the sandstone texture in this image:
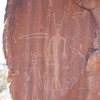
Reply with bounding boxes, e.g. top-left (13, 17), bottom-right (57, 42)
top-left (3, 0), bottom-right (100, 100)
